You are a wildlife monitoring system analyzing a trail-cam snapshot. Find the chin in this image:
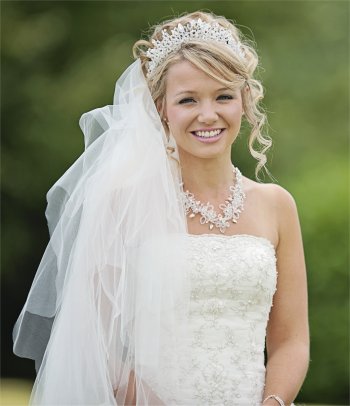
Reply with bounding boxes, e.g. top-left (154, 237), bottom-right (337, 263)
top-left (180, 146), bottom-right (231, 161)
